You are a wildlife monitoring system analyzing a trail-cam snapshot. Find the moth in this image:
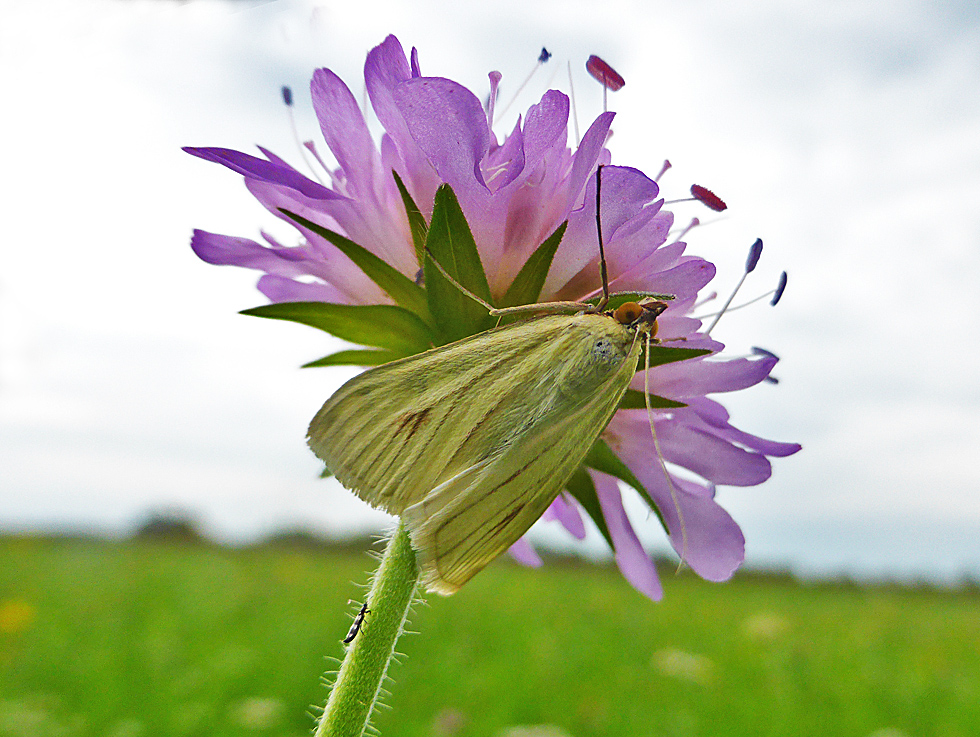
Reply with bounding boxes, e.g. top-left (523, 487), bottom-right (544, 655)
top-left (308, 167), bottom-right (678, 595)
